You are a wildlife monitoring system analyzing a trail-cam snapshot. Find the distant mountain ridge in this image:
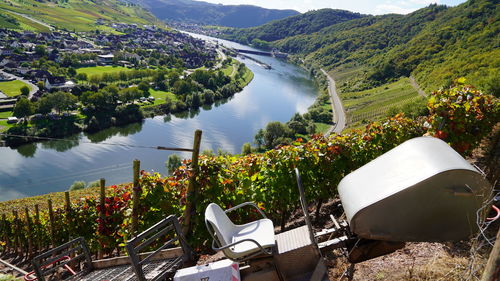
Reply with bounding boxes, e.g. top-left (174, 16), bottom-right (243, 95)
top-left (221, 9), bottom-right (366, 44)
top-left (127, 0), bottom-right (299, 28)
